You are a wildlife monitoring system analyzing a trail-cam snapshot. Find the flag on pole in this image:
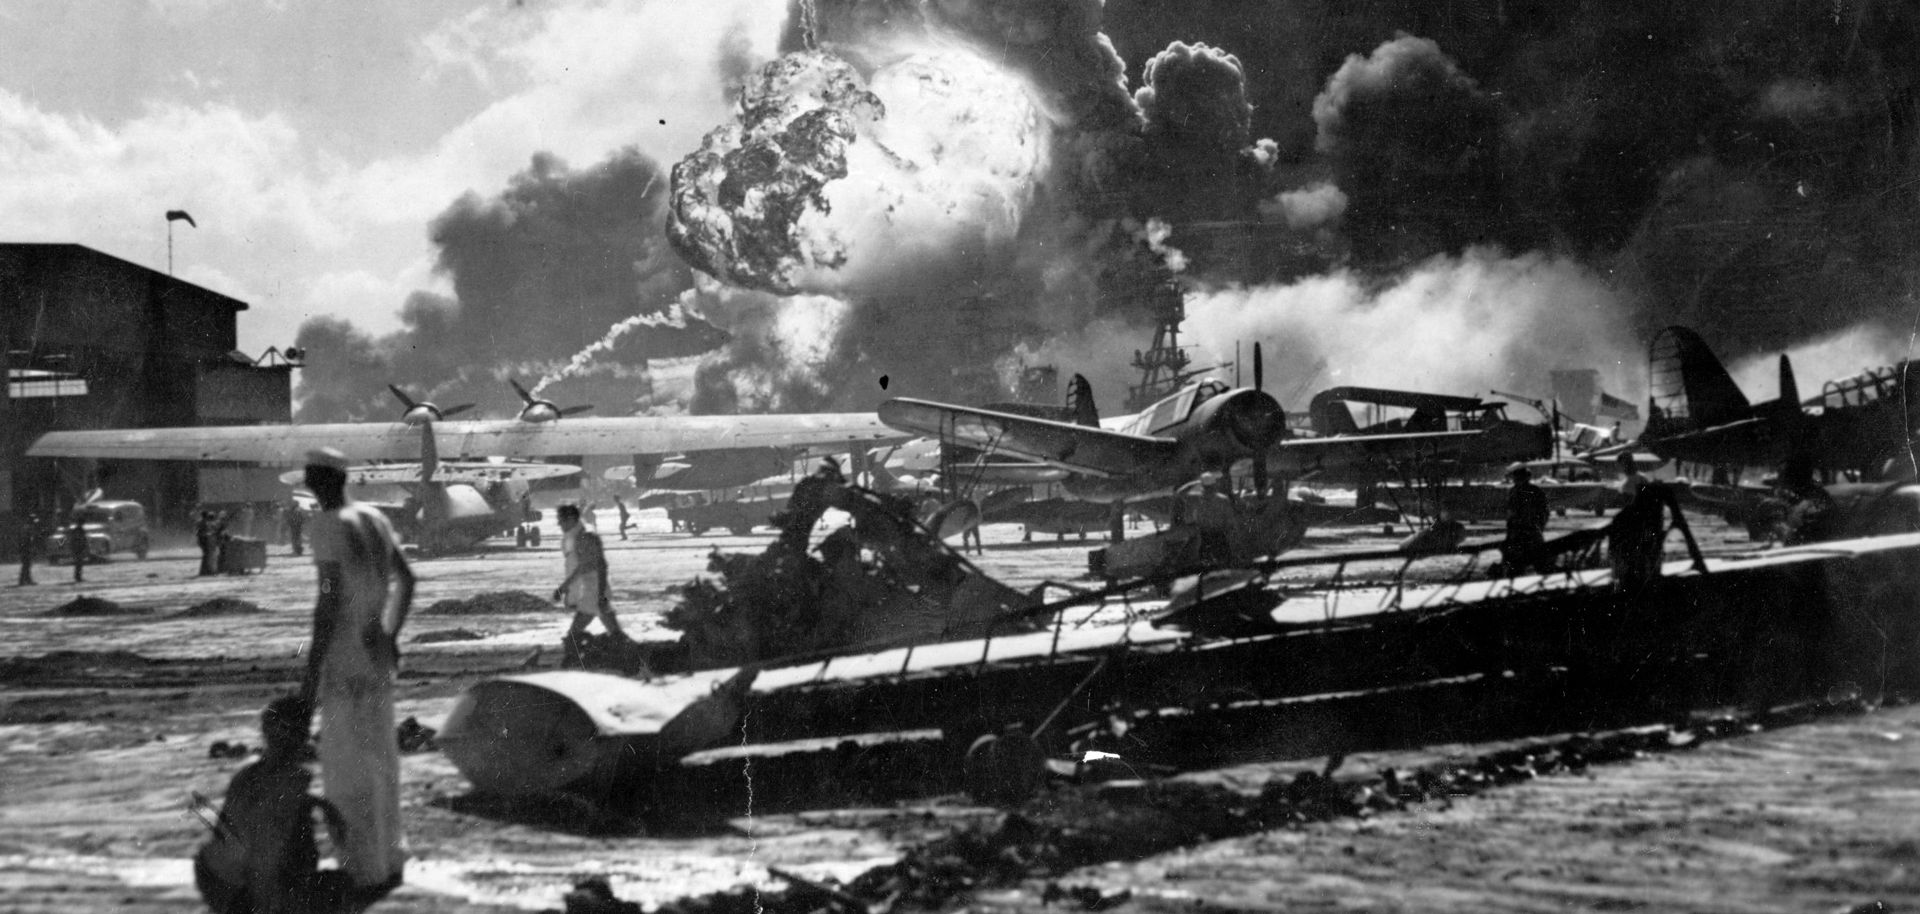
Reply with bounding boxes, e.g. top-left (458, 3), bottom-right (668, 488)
top-left (165, 210), bottom-right (197, 228)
